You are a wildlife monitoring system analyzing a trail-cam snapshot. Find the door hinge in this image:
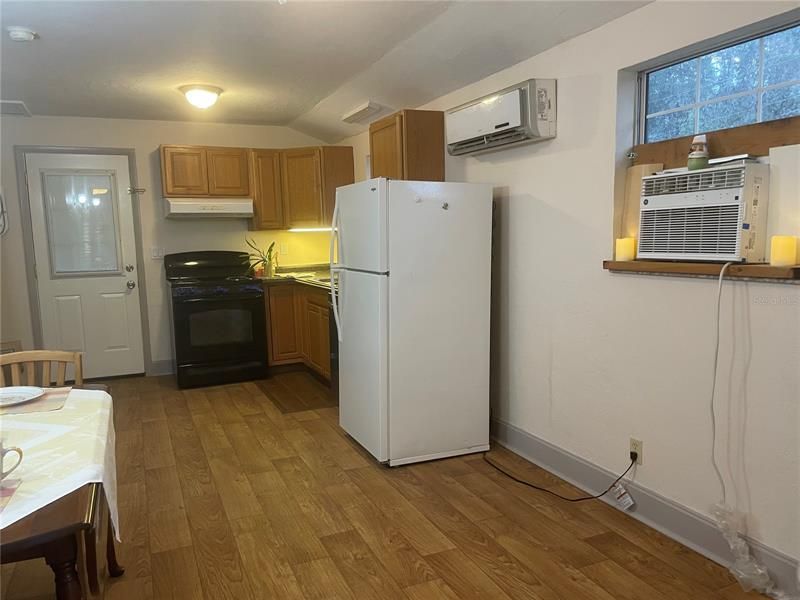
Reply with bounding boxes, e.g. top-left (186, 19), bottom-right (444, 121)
top-left (127, 187), bottom-right (146, 194)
